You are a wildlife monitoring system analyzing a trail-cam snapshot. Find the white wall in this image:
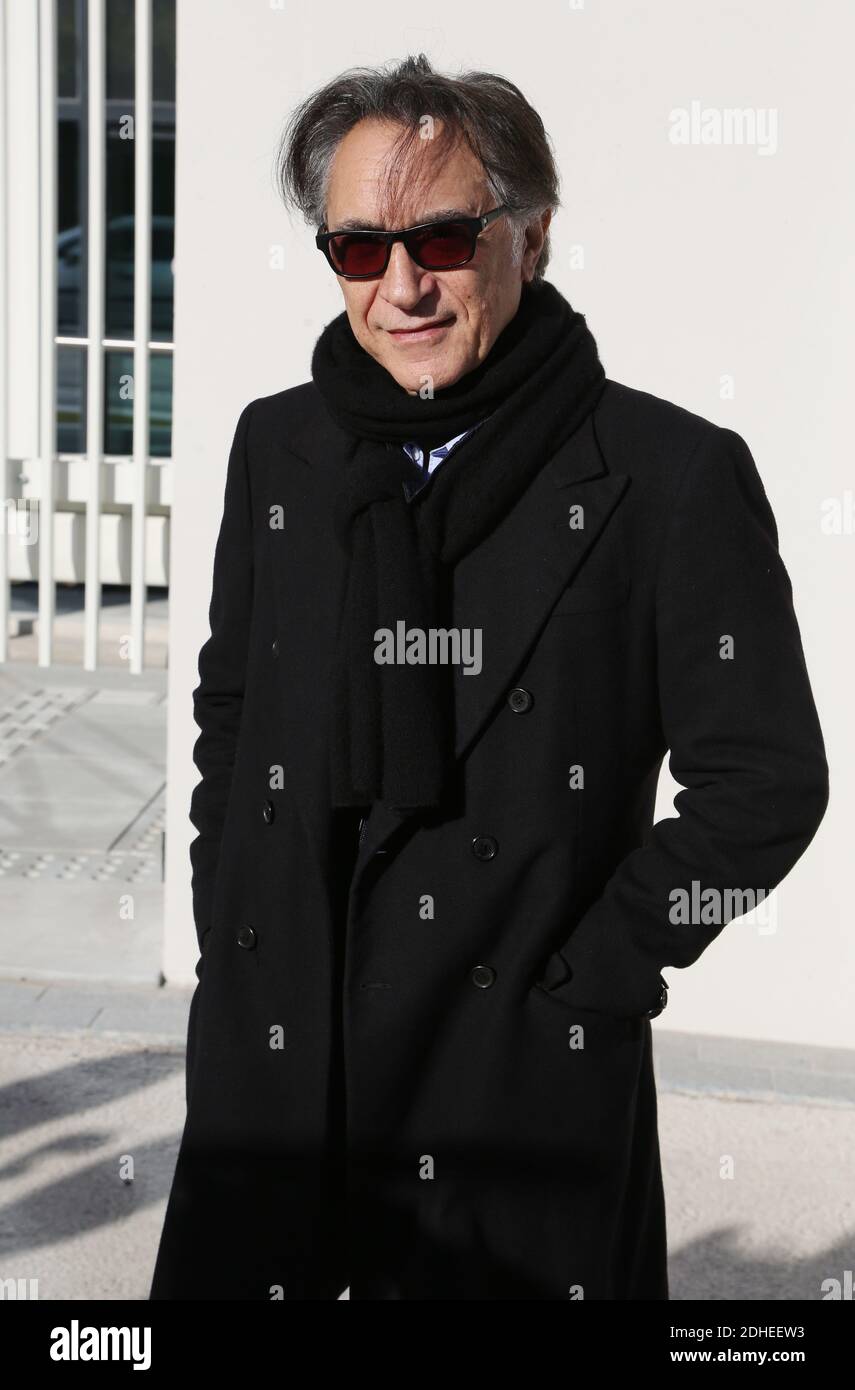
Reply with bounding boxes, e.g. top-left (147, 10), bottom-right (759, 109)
top-left (165, 0), bottom-right (852, 1049)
